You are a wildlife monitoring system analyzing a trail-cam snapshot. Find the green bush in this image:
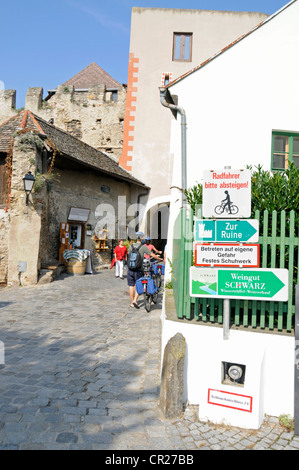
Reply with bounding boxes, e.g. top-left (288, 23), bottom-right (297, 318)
top-left (249, 163), bottom-right (299, 217)
top-left (184, 163), bottom-right (299, 217)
